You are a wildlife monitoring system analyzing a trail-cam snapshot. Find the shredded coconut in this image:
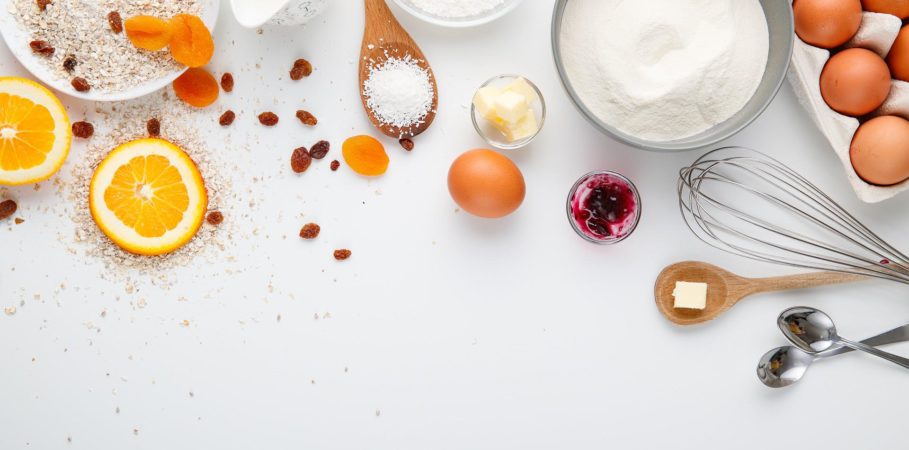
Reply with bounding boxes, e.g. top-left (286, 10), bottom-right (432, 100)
top-left (362, 54), bottom-right (434, 136)
top-left (9, 0), bottom-right (202, 93)
top-left (560, 0), bottom-right (769, 142)
top-left (408, 0), bottom-right (505, 19)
